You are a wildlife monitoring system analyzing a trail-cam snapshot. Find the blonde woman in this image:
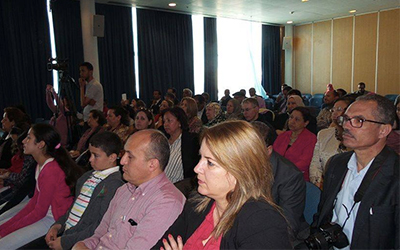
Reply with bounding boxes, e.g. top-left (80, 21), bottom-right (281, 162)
top-left (204, 102), bottom-right (226, 127)
top-left (180, 97), bottom-right (202, 133)
top-left (155, 120), bottom-right (291, 250)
